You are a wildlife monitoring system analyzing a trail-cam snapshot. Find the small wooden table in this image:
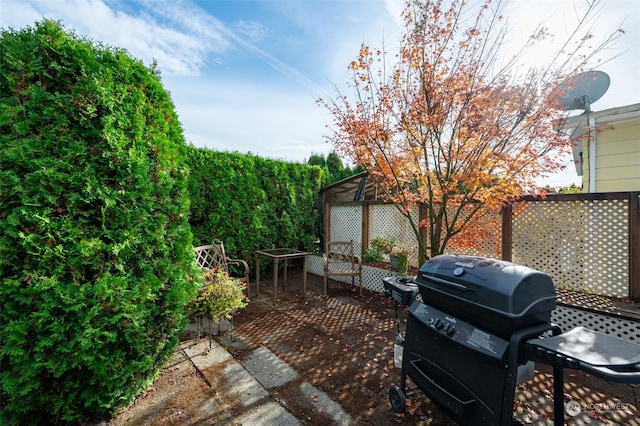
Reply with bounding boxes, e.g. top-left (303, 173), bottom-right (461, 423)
top-left (255, 248), bottom-right (309, 306)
